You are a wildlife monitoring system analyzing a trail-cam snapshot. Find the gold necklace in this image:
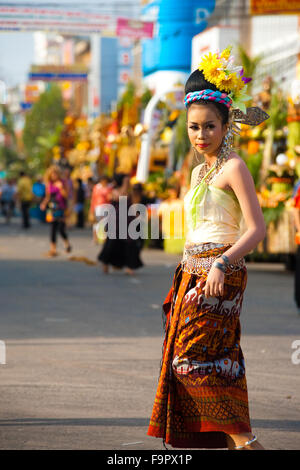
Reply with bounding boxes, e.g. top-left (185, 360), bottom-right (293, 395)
top-left (203, 160), bottom-right (216, 171)
top-left (196, 161), bottom-right (217, 185)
